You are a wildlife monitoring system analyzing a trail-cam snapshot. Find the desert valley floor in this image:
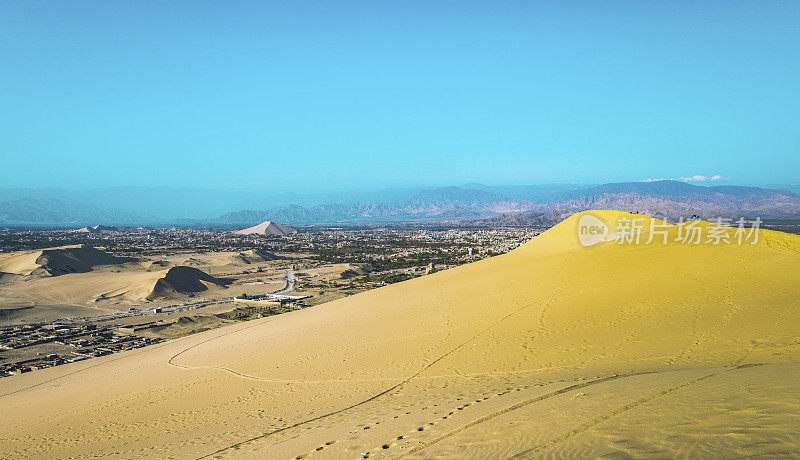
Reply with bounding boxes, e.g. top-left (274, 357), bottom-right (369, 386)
top-left (1, 211), bottom-right (799, 459)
